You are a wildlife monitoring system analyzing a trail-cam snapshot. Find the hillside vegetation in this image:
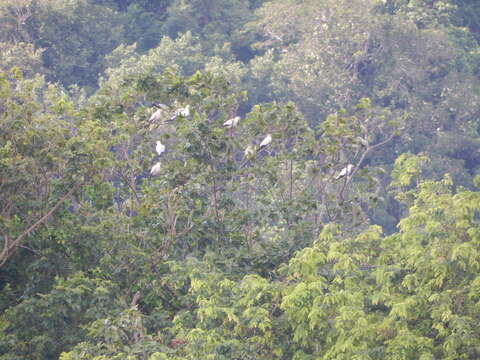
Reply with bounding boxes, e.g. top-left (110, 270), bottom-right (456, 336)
top-left (1, 1), bottom-right (480, 359)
